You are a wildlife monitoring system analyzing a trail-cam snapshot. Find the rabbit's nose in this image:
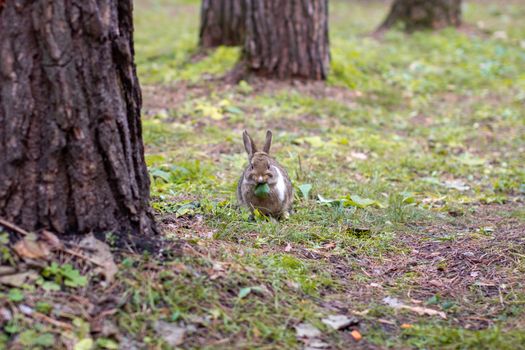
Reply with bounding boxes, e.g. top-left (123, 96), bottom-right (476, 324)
top-left (257, 176), bottom-right (265, 184)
